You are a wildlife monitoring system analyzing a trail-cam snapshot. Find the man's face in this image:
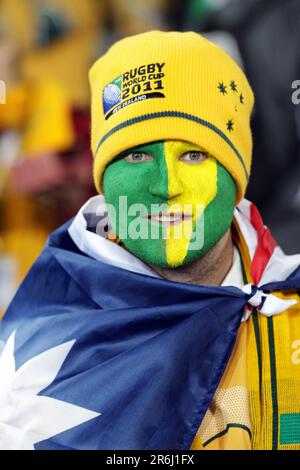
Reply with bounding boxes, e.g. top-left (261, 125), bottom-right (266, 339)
top-left (103, 140), bottom-right (236, 268)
